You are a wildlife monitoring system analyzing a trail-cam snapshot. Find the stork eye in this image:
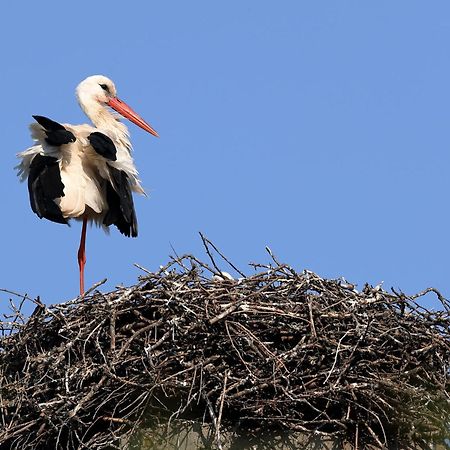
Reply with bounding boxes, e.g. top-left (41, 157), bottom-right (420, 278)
top-left (99, 83), bottom-right (110, 93)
